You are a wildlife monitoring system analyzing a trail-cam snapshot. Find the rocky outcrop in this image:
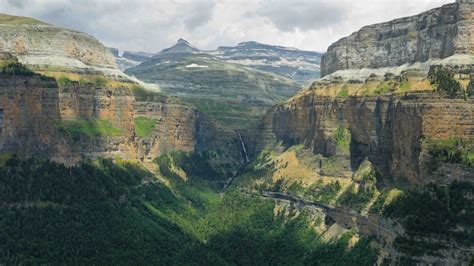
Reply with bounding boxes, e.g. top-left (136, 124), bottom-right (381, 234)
top-left (250, 93), bottom-right (474, 183)
top-left (0, 13), bottom-right (120, 76)
top-left (156, 39), bottom-right (200, 56)
top-left (321, 0), bottom-right (474, 76)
